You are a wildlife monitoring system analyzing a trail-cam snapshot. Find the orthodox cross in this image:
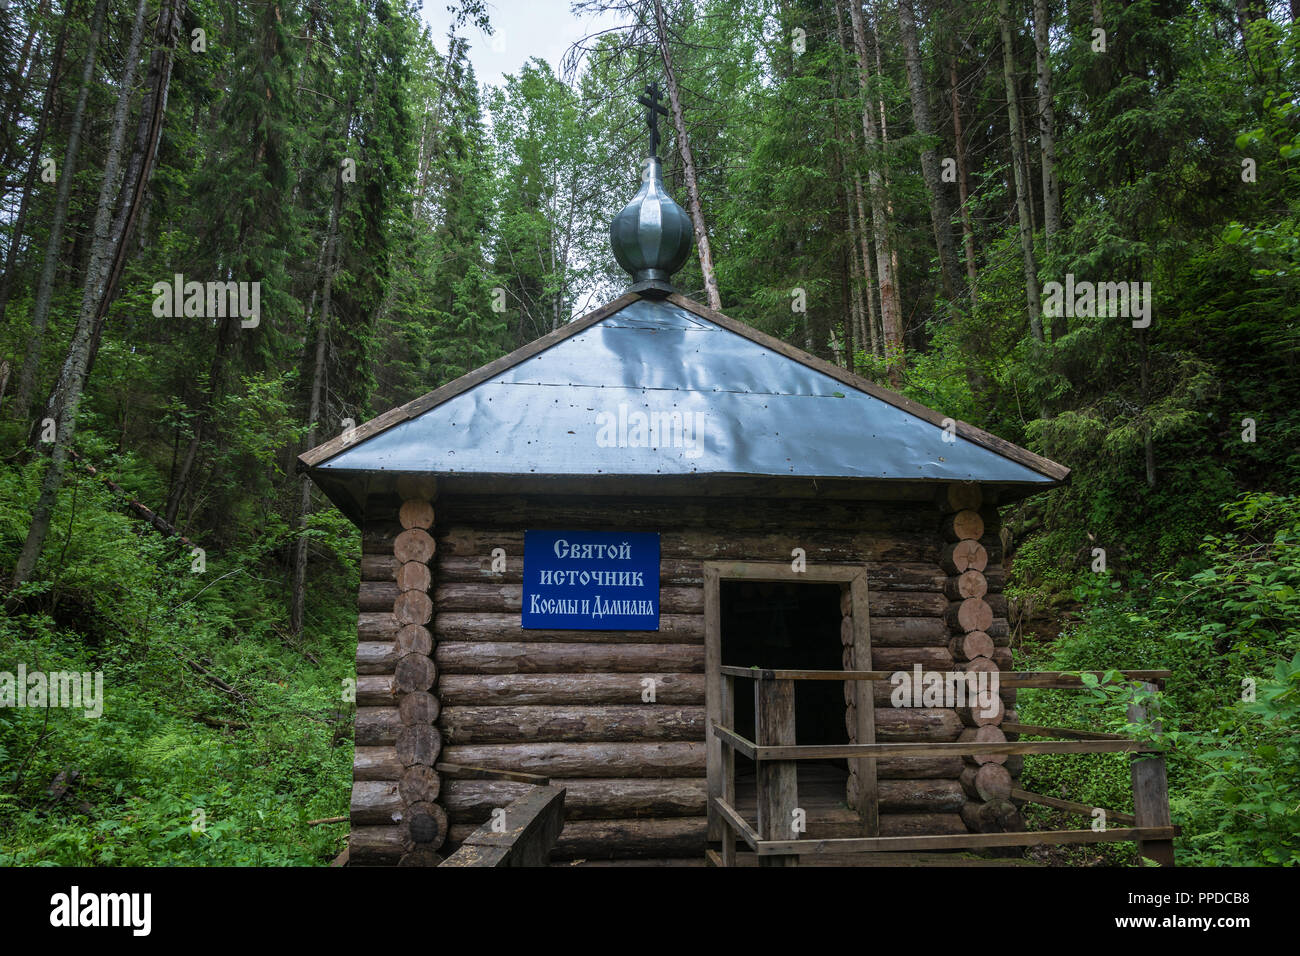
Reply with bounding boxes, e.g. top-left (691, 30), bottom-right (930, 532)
top-left (638, 81), bottom-right (669, 158)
